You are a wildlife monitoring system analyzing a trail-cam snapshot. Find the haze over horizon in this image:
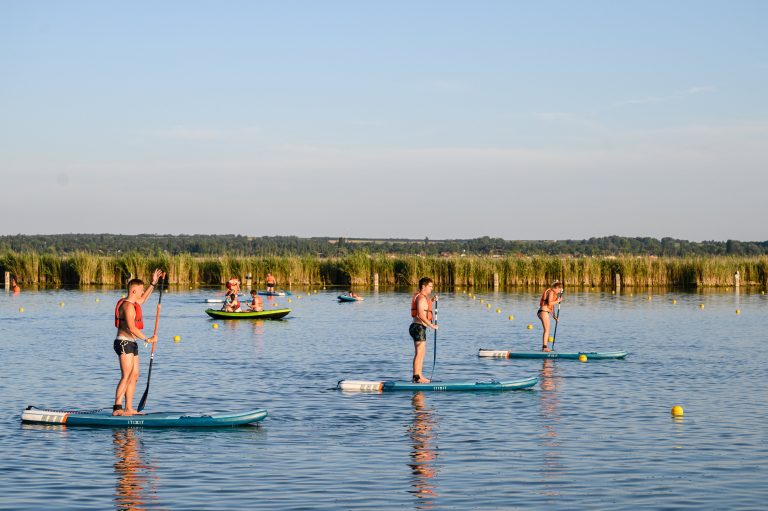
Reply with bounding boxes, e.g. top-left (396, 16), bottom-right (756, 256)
top-left (1, 1), bottom-right (766, 241)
